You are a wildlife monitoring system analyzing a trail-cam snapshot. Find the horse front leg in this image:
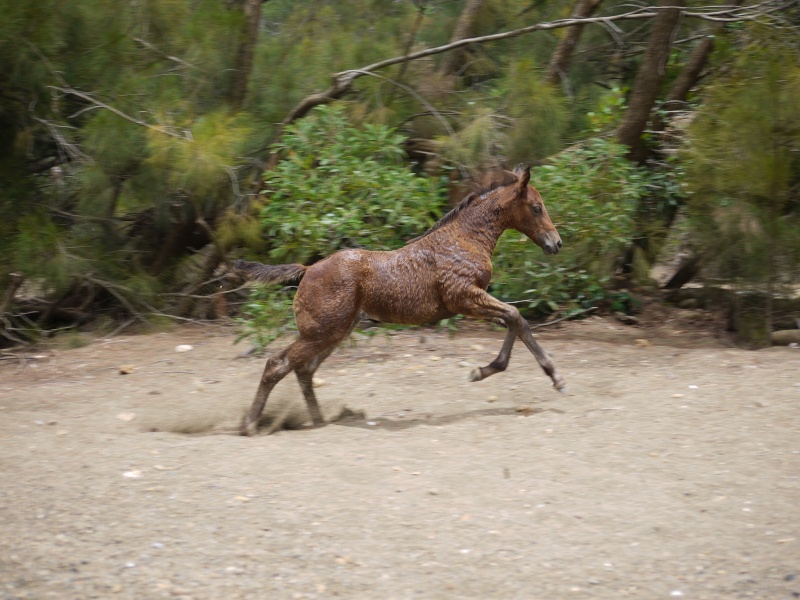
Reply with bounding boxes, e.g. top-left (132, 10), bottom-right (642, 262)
top-left (455, 289), bottom-right (567, 393)
top-left (515, 316), bottom-right (568, 393)
top-left (468, 326), bottom-right (515, 382)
